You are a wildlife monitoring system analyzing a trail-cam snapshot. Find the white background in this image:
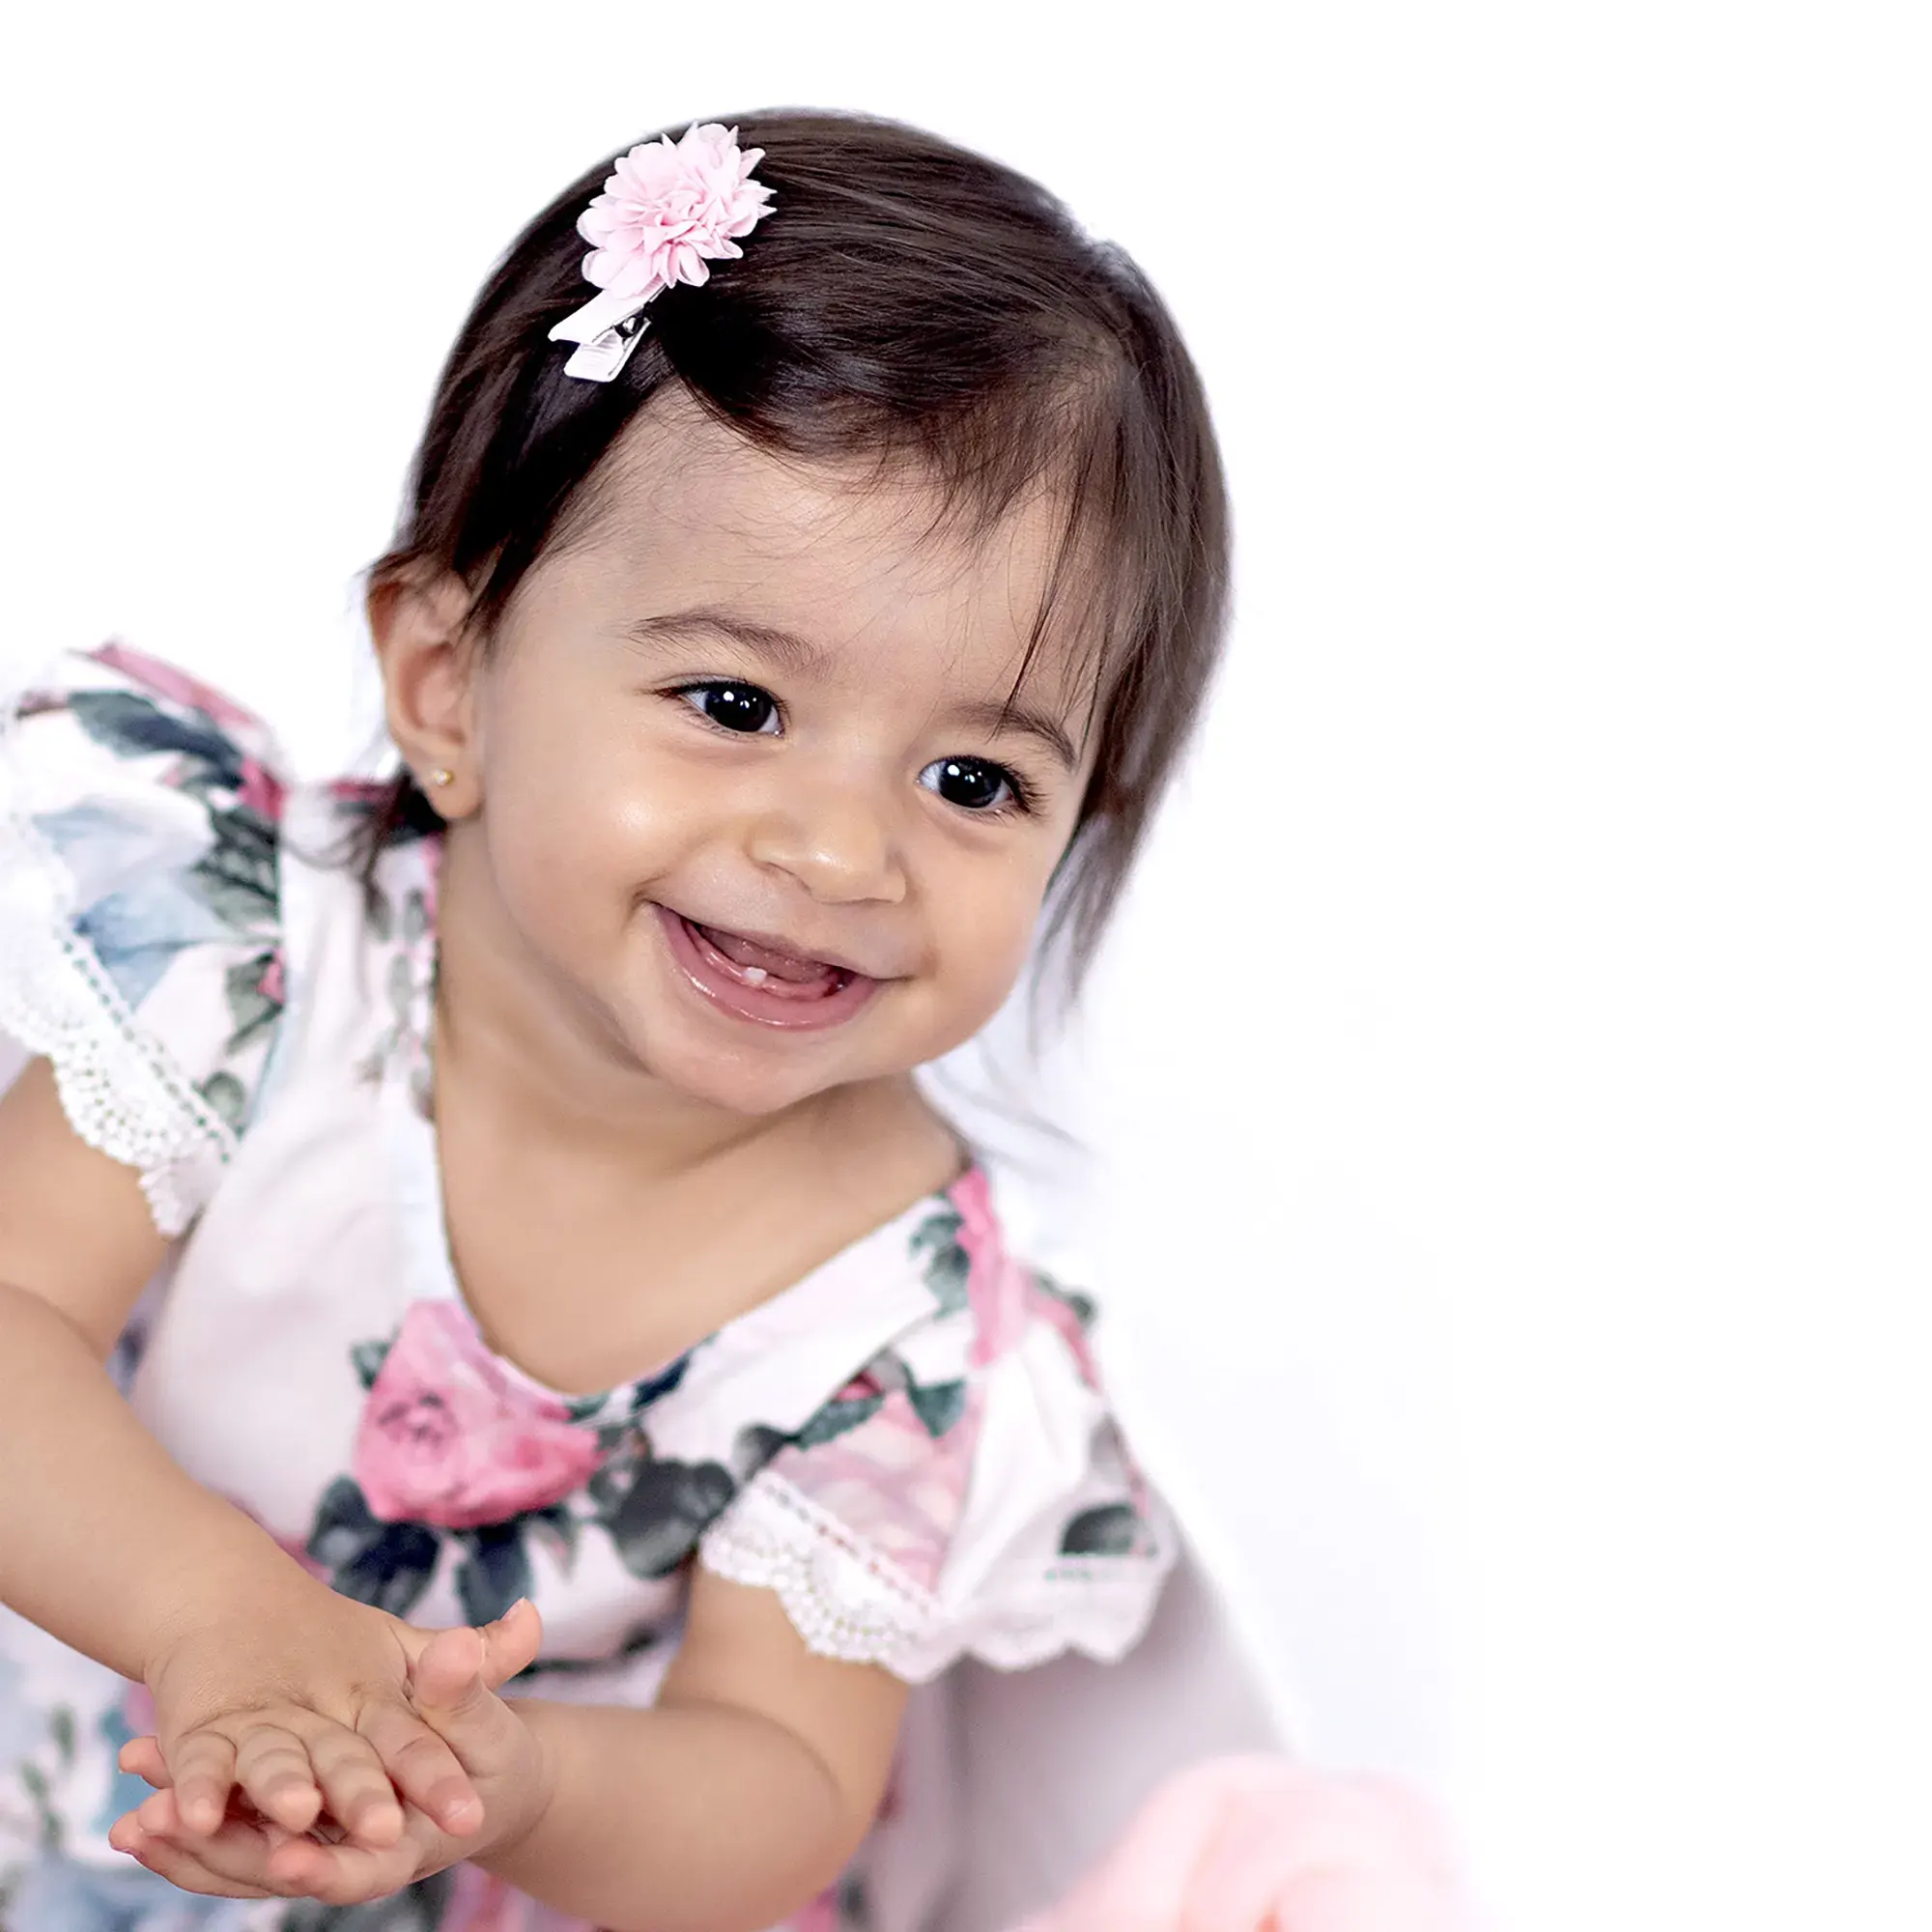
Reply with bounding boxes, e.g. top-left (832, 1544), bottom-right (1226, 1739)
top-left (3, 5), bottom-right (1928, 1926)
